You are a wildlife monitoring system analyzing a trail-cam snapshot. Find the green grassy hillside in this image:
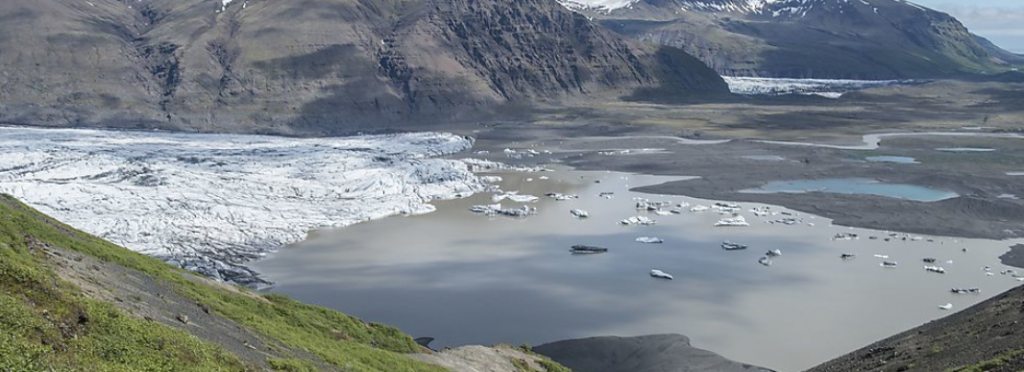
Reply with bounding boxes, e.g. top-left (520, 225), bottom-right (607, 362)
top-left (0, 194), bottom-right (450, 372)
